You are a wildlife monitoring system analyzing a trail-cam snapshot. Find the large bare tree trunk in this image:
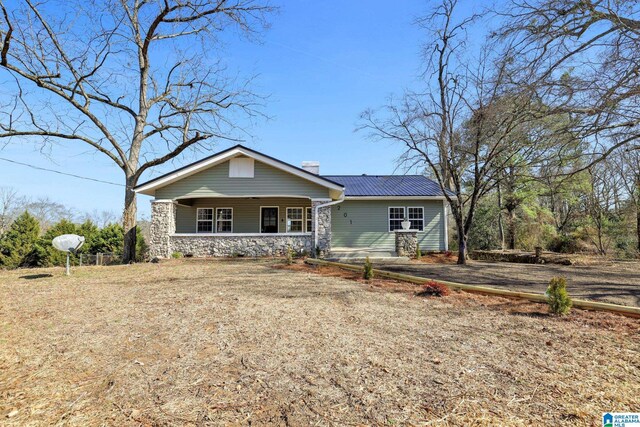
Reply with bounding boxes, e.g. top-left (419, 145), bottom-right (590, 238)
top-left (637, 180), bottom-right (640, 255)
top-left (457, 233), bottom-right (467, 265)
top-left (451, 210), bottom-right (468, 265)
top-left (636, 206), bottom-right (640, 255)
top-left (122, 175), bottom-right (137, 263)
top-left (507, 207), bottom-right (516, 250)
top-left (595, 216), bottom-right (606, 256)
top-left (497, 184), bottom-right (505, 251)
